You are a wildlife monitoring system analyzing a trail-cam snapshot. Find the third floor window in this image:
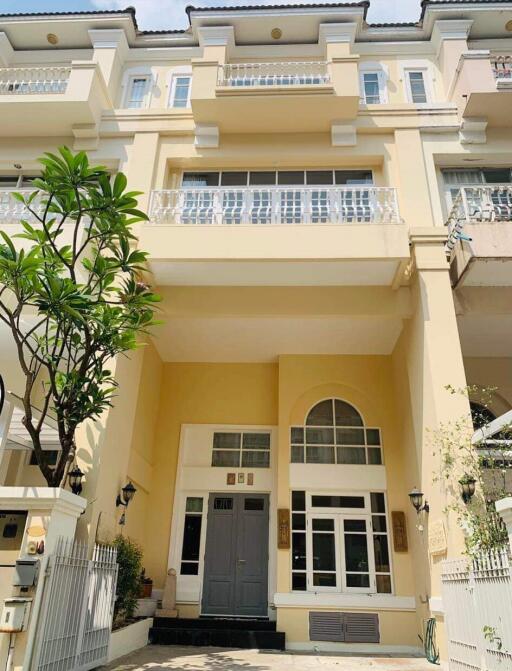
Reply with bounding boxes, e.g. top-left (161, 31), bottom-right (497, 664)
top-left (181, 170), bottom-right (373, 187)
